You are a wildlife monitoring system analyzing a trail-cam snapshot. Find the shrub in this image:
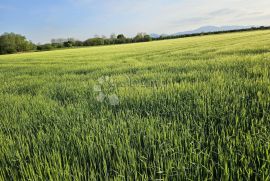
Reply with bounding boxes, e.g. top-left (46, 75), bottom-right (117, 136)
top-left (37, 44), bottom-right (53, 51)
top-left (84, 38), bottom-right (105, 46)
top-left (0, 33), bottom-right (36, 54)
